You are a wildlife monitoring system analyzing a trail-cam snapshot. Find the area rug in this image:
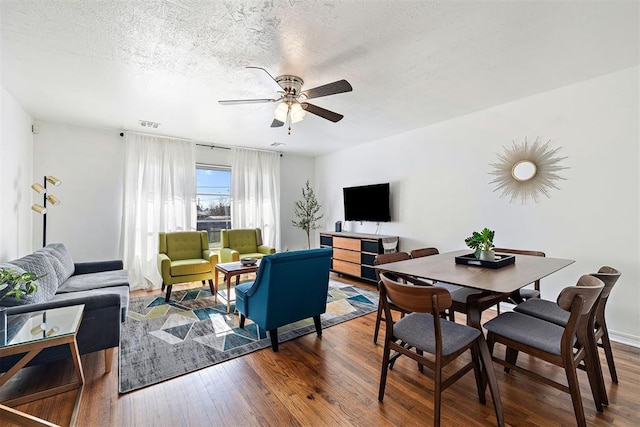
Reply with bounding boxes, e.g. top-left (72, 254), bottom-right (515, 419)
top-left (118, 280), bottom-right (378, 393)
